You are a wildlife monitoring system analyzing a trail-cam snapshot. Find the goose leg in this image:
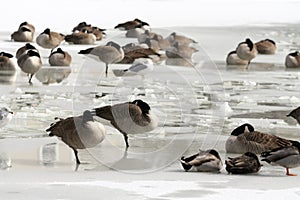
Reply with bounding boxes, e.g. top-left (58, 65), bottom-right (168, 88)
top-left (72, 148), bottom-right (81, 164)
top-left (286, 168), bottom-right (297, 176)
top-left (105, 64), bottom-right (108, 77)
top-left (28, 74), bottom-right (34, 85)
top-left (122, 133), bottom-right (129, 150)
